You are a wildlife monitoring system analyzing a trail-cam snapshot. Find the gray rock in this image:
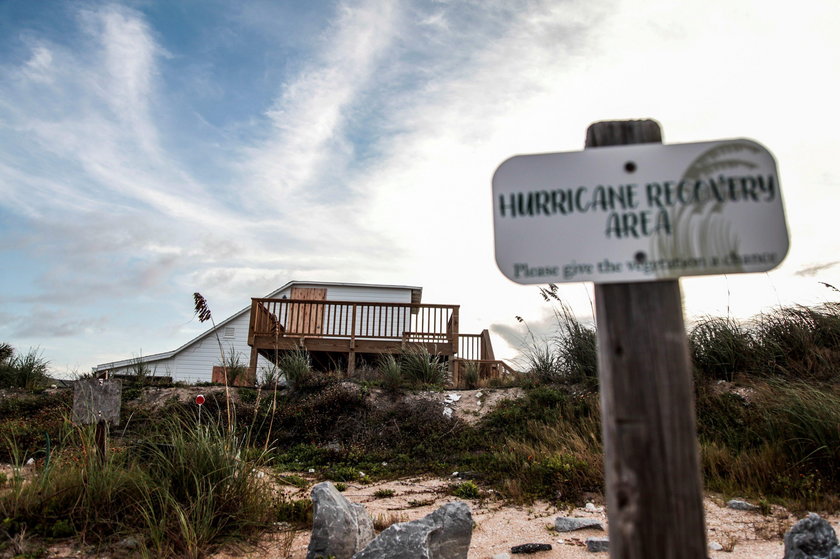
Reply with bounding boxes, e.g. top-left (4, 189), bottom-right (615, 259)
top-left (554, 517), bottom-right (604, 532)
top-left (783, 513), bottom-right (840, 559)
top-left (510, 543), bottom-right (551, 553)
top-left (352, 502), bottom-right (472, 559)
top-left (726, 499), bottom-right (759, 511)
top-left (708, 541), bottom-right (723, 551)
top-left (117, 536), bottom-right (140, 550)
top-left (307, 482), bottom-right (375, 559)
top-left (586, 537), bottom-right (609, 553)
top-left (491, 554), bottom-right (511, 559)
